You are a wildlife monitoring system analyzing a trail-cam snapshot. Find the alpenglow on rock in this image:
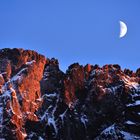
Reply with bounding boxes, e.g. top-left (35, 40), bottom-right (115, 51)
top-left (0, 48), bottom-right (140, 140)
